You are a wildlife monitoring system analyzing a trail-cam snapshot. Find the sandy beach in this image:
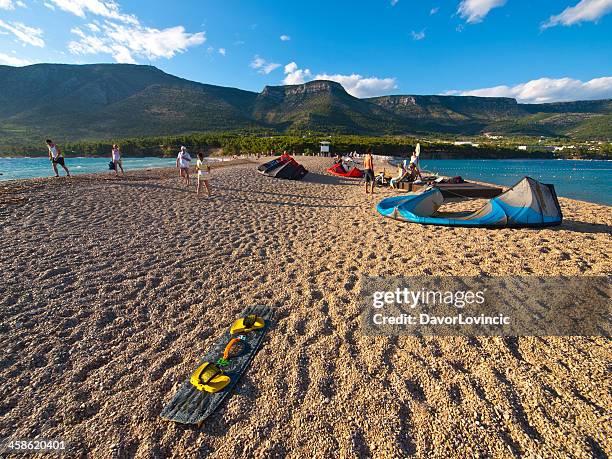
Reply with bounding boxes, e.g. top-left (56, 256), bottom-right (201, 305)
top-left (0, 156), bottom-right (610, 457)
